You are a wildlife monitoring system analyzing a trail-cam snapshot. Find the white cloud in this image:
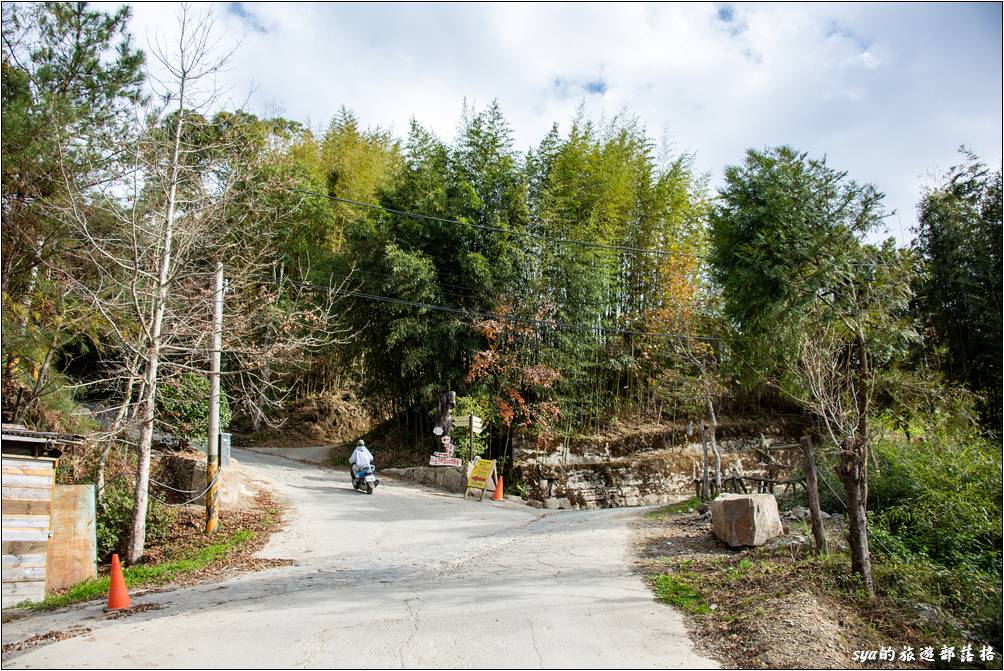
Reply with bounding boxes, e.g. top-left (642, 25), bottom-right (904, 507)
top-left (117, 1), bottom-right (1002, 246)
top-left (853, 51), bottom-right (881, 69)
